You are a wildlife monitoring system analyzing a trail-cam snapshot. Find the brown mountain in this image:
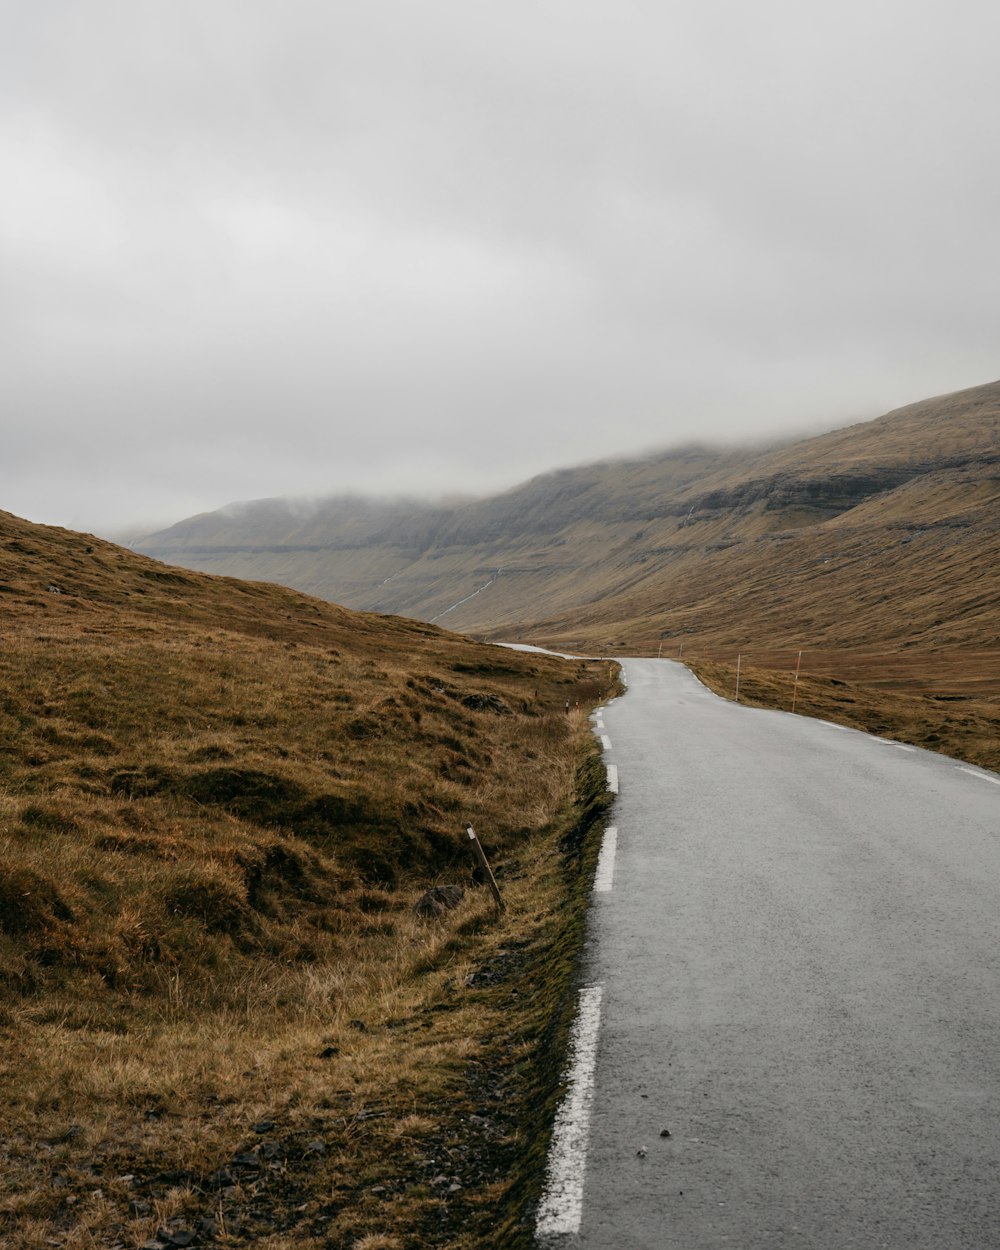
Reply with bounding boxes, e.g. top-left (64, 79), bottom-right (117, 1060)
top-left (138, 379), bottom-right (1000, 655)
